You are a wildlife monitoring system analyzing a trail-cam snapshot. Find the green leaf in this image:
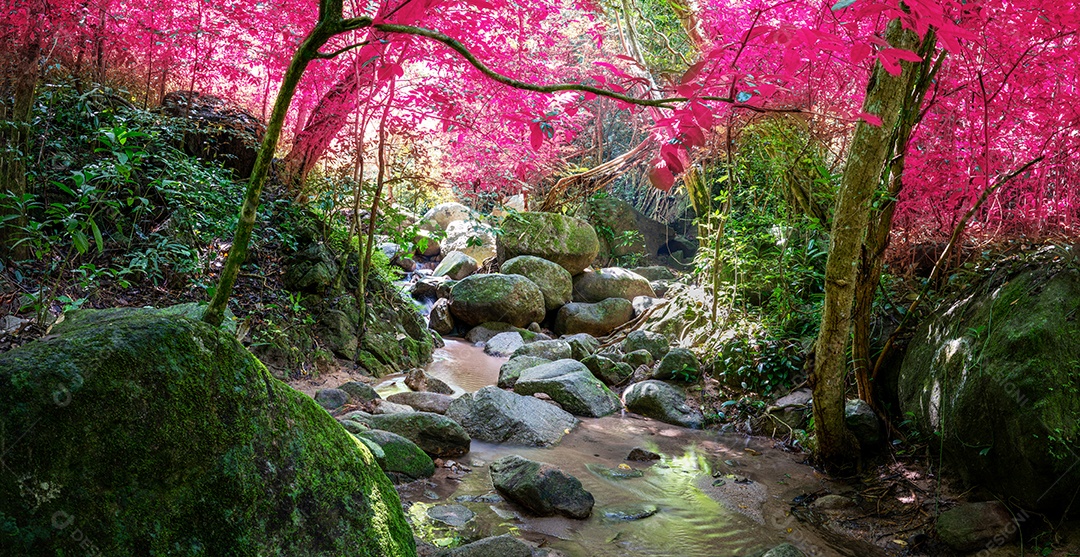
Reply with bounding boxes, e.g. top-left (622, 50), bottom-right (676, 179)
top-left (90, 218), bottom-right (104, 254)
top-left (831, 0), bottom-right (857, 9)
top-left (72, 231), bottom-right (89, 254)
